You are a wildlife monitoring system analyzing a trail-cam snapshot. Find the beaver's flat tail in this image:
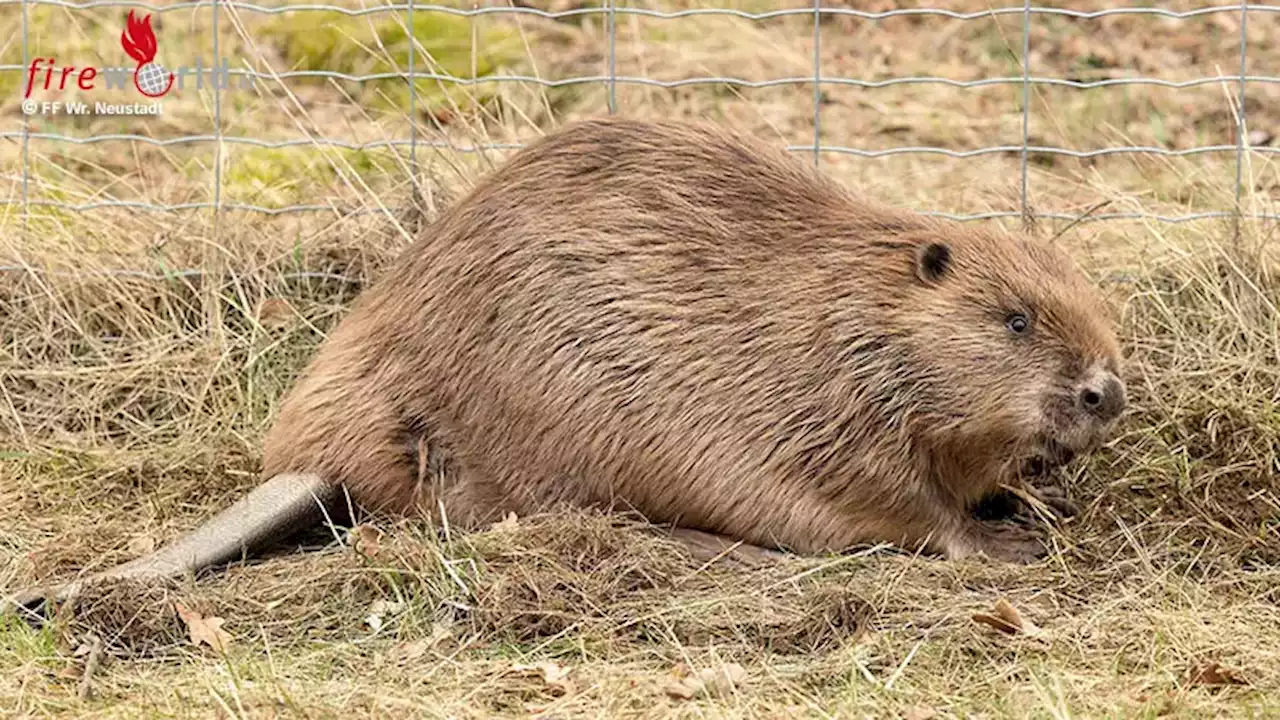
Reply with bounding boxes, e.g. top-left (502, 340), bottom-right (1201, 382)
top-left (5, 472), bottom-right (337, 620)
